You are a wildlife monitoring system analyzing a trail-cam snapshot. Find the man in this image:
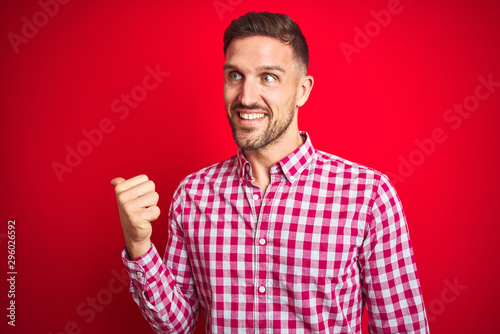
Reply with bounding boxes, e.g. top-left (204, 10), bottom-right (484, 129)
top-left (111, 12), bottom-right (429, 333)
